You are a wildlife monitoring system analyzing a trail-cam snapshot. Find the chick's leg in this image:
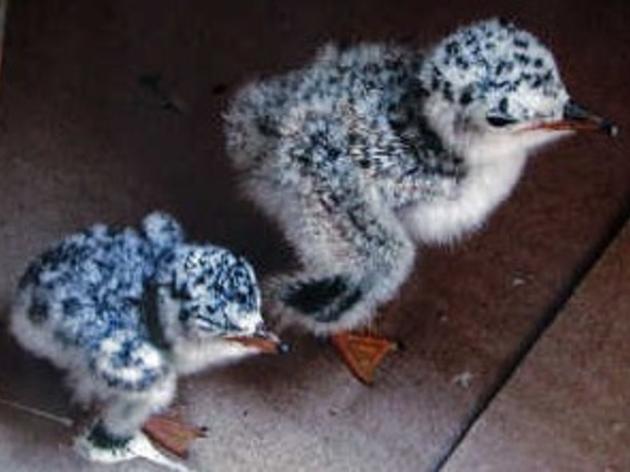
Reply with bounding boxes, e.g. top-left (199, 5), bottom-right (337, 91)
top-left (80, 335), bottom-right (202, 460)
top-left (76, 392), bottom-right (172, 464)
top-left (100, 385), bottom-right (204, 459)
top-left (78, 398), bottom-right (149, 458)
top-left (264, 182), bottom-right (415, 383)
top-left (92, 393), bottom-right (204, 460)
